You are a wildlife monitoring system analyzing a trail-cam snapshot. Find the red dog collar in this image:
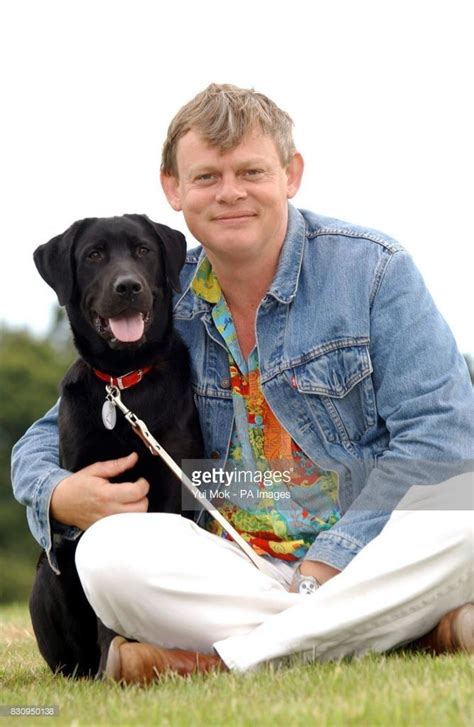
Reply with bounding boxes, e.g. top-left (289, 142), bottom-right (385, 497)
top-left (93, 366), bottom-right (152, 390)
